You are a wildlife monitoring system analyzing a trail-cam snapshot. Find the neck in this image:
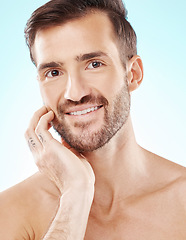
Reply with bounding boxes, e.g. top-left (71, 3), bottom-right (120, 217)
top-left (83, 116), bottom-right (147, 213)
